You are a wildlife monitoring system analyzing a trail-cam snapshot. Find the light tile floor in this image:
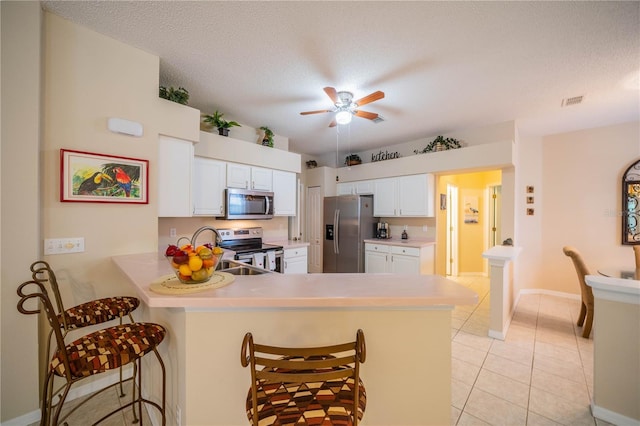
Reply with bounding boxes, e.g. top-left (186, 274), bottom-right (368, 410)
top-left (449, 275), bottom-right (611, 426)
top-left (34, 275), bottom-right (612, 426)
